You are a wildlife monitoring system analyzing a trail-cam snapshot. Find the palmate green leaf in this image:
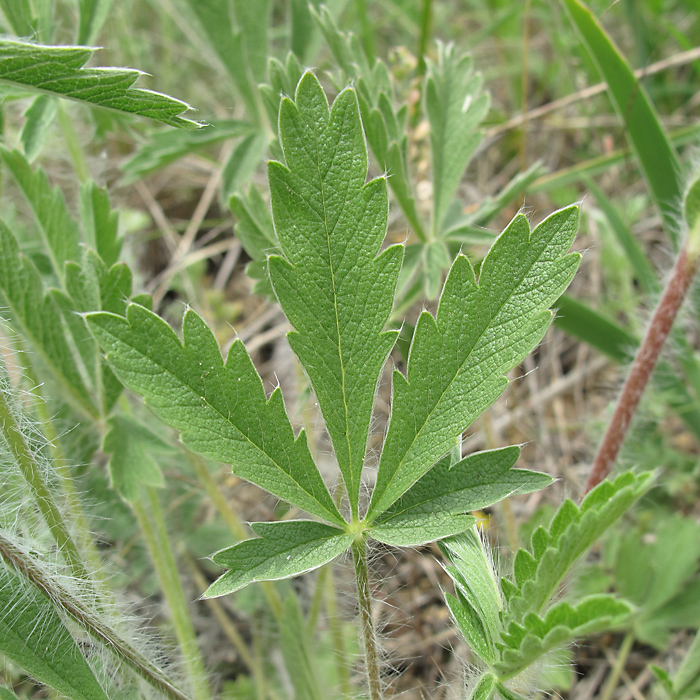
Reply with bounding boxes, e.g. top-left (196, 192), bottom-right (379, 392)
top-left (505, 471), bottom-right (654, 623)
top-left (205, 520), bottom-right (353, 597)
top-left (267, 72), bottom-right (402, 514)
top-left (0, 39), bottom-right (199, 128)
top-left (369, 447), bottom-right (551, 547)
top-left (0, 563), bottom-right (110, 700)
top-left (0, 222), bottom-right (97, 420)
top-left (425, 42), bottom-right (489, 237)
top-left (368, 206), bottom-right (581, 520)
top-left (496, 595), bottom-right (634, 679)
top-left (103, 415), bottom-right (172, 502)
top-left (86, 303), bottom-right (344, 526)
top-left (0, 146), bottom-right (79, 282)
